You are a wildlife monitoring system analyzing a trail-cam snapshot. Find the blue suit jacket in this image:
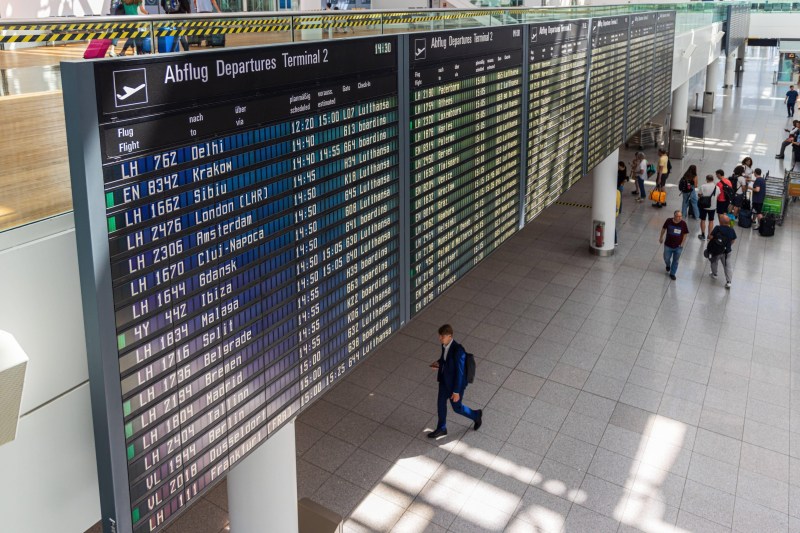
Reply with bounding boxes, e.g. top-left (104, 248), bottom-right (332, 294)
top-left (437, 341), bottom-right (467, 396)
